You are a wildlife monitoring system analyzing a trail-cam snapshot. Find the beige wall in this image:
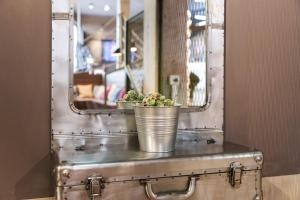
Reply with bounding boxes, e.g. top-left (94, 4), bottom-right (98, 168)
top-left (81, 15), bottom-right (116, 65)
top-left (86, 40), bottom-right (102, 63)
top-left (263, 175), bottom-right (300, 200)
